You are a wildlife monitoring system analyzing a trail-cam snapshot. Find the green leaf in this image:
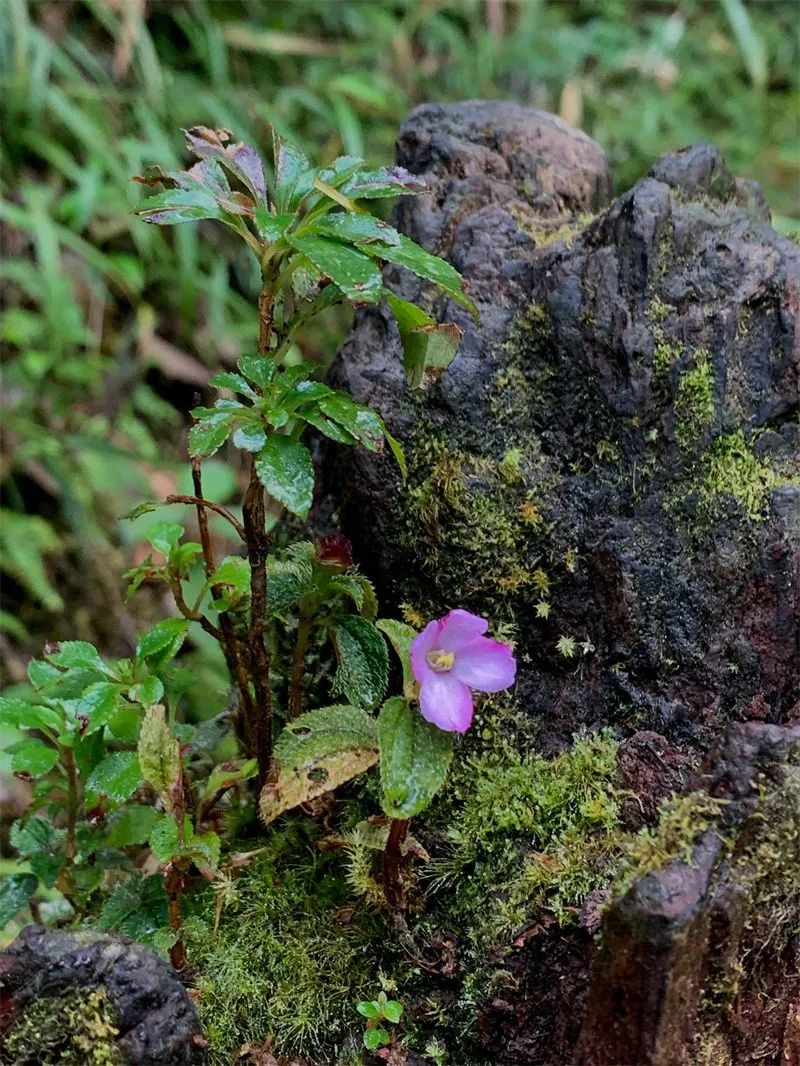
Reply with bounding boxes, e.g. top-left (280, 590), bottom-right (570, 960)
top-left (343, 165), bottom-right (426, 200)
top-left (273, 137), bottom-right (311, 210)
top-left (76, 682), bottom-right (121, 735)
top-left (200, 758), bottom-right (258, 805)
top-left (136, 186), bottom-right (228, 226)
top-left (209, 371), bottom-right (257, 398)
top-left (47, 641), bottom-right (105, 672)
top-left (260, 705), bottom-right (379, 827)
top-left (137, 704), bottom-right (181, 811)
top-left (285, 233), bottom-right (382, 303)
top-left (385, 431), bottom-right (407, 480)
top-left (255, 436), bottom-right (314, 518)
top-left (238, 354), bottom-right (277, 390)
top-left (27, 659), bottom-right (62, 690)
top-left (149, 814), bottom-right (180, 863)
top-left (86, 751), bottom-right (142, 802)
top-left (318, 393), bottom-right (385, 452)
top-left (8, 738), bottom-right (59, 777)
top-left (98, 873), bottom-right (169, 943)
top-left (376, 619), bottom-right (417, 700)
top-left (386, 292), bottom-right (462, 389)
top-left (267, 541), bottom-right (316, 615)
top-left (315, 212), bottom-right (400, 246)
top-left (368, 235), bottom-right (478, 317)
top-left (188, 417), bottom-right (233, 458)
top-left (209, 556), bottom-right (250, 595)
top-left (378, 697), bottom-right (453, 819)
top-left (383, 1000), bottom-right (404, 1024)
top-left (232, 425), bottom-right (268, 452)
top-left (253, 209), bottom-right (294, 242)
top-left (0, 873), bottom-right (39, 928)
top-left (184, 829), bottom-right (221, 874)
top-left (357, 1000), bottom-right (379, 1019)
top-left (331, 615), bottom-right (388, 709)
top-left (105, 806), bottom-right (160, 847)
top-left (145, 521), bottom-right (184, 557)
top-left (0, 696), bottom-right (62, 733)
top-left (128, 675), bottom-right (164, 707)
top-left (364, 1028), bottom-right (390, 1050)
top-left (136, 618), bottom-right (190, 668)
top-left (299, 408), bottom-right (358, 445)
